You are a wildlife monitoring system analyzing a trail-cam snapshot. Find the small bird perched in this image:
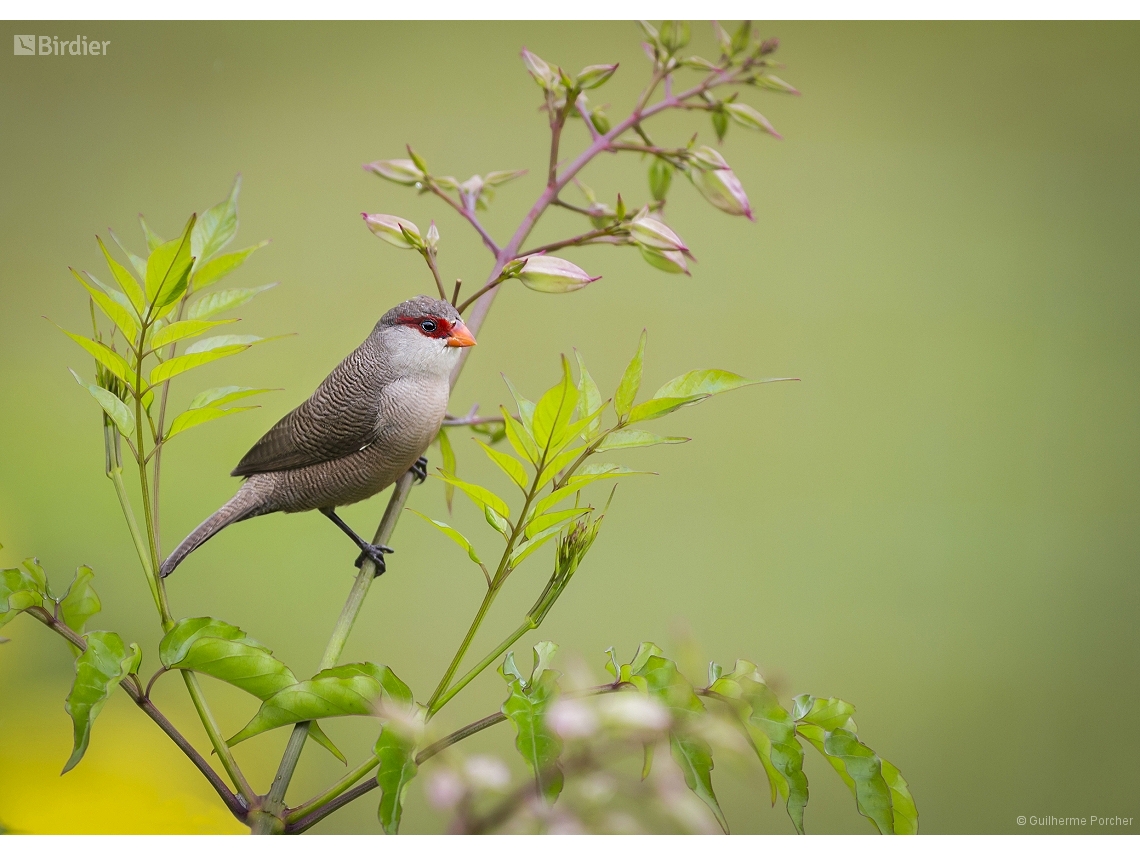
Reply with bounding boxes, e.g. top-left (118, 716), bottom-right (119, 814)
top-left (159, 295), bottom-right (476, 579)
